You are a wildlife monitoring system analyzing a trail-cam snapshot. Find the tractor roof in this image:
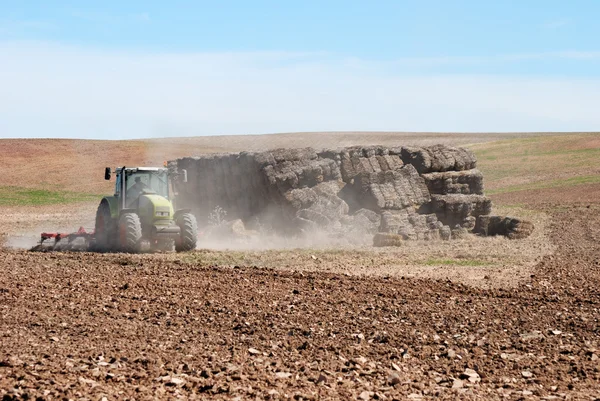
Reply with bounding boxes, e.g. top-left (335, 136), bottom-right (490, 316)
top-left (116, 167), bottom-right (168, 173)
